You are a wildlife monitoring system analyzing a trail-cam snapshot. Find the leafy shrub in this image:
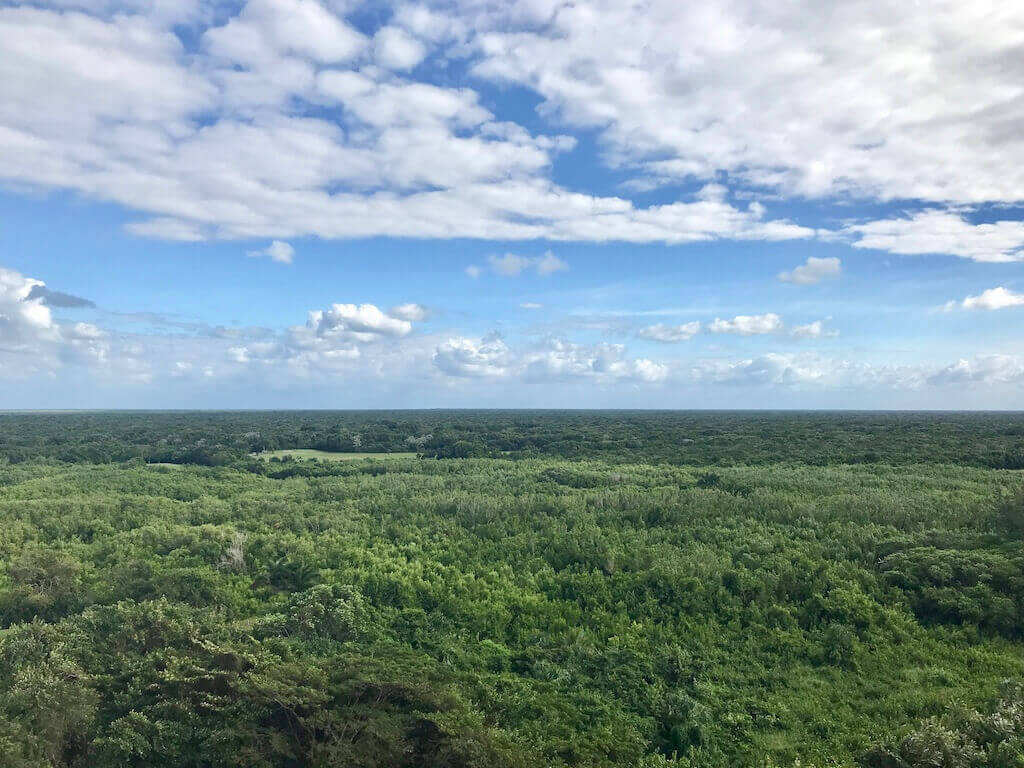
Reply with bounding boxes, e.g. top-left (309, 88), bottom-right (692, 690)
top-left (0, 548), bottom-right (85, 625)
top-left (860, 682), bottom-right (1024, 768)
